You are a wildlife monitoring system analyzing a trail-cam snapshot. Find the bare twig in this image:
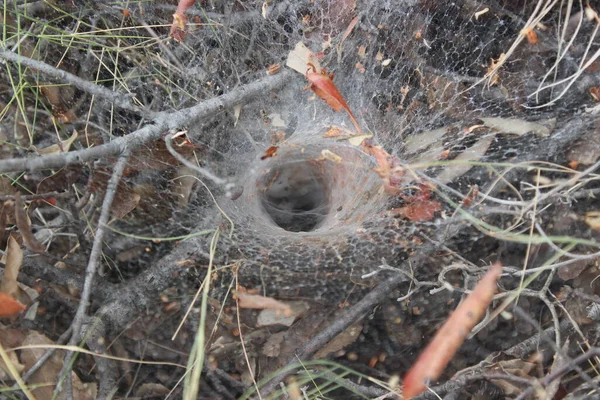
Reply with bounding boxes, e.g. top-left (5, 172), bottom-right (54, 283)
top-left (165, 132), bottom-right (229, 188)
top-left (72, 152), bottom-right (130, 341)
top-left (0, 69), bottom-right (293, 174)
top-left (14, 327), bottom-right (73, 389)
top-left (0, 123), bottom-right (164, 173)
top-left (55, 152), bottom-right (130, 398)
top-left (0, 191), bottom-right (71, 202)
